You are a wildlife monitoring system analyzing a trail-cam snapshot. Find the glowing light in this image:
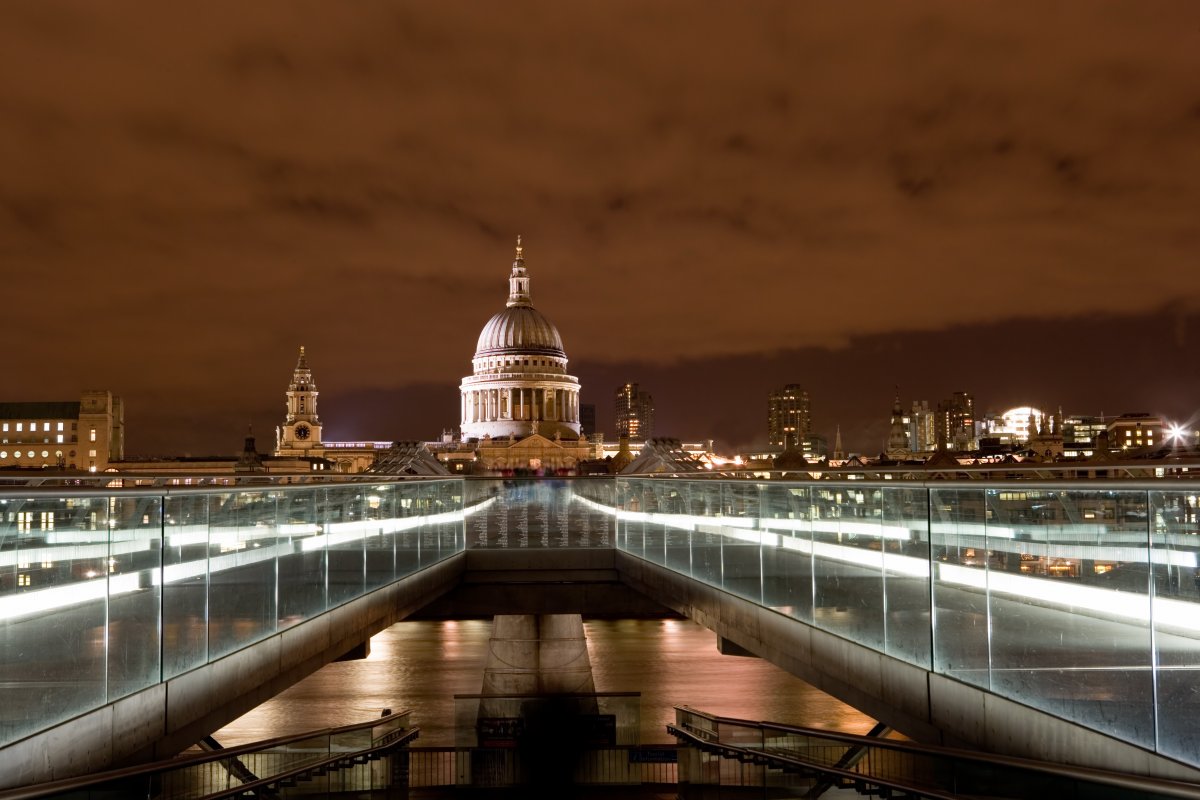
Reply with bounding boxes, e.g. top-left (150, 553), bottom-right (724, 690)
top-left (1166, 423), bottom-right (1188, 444)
